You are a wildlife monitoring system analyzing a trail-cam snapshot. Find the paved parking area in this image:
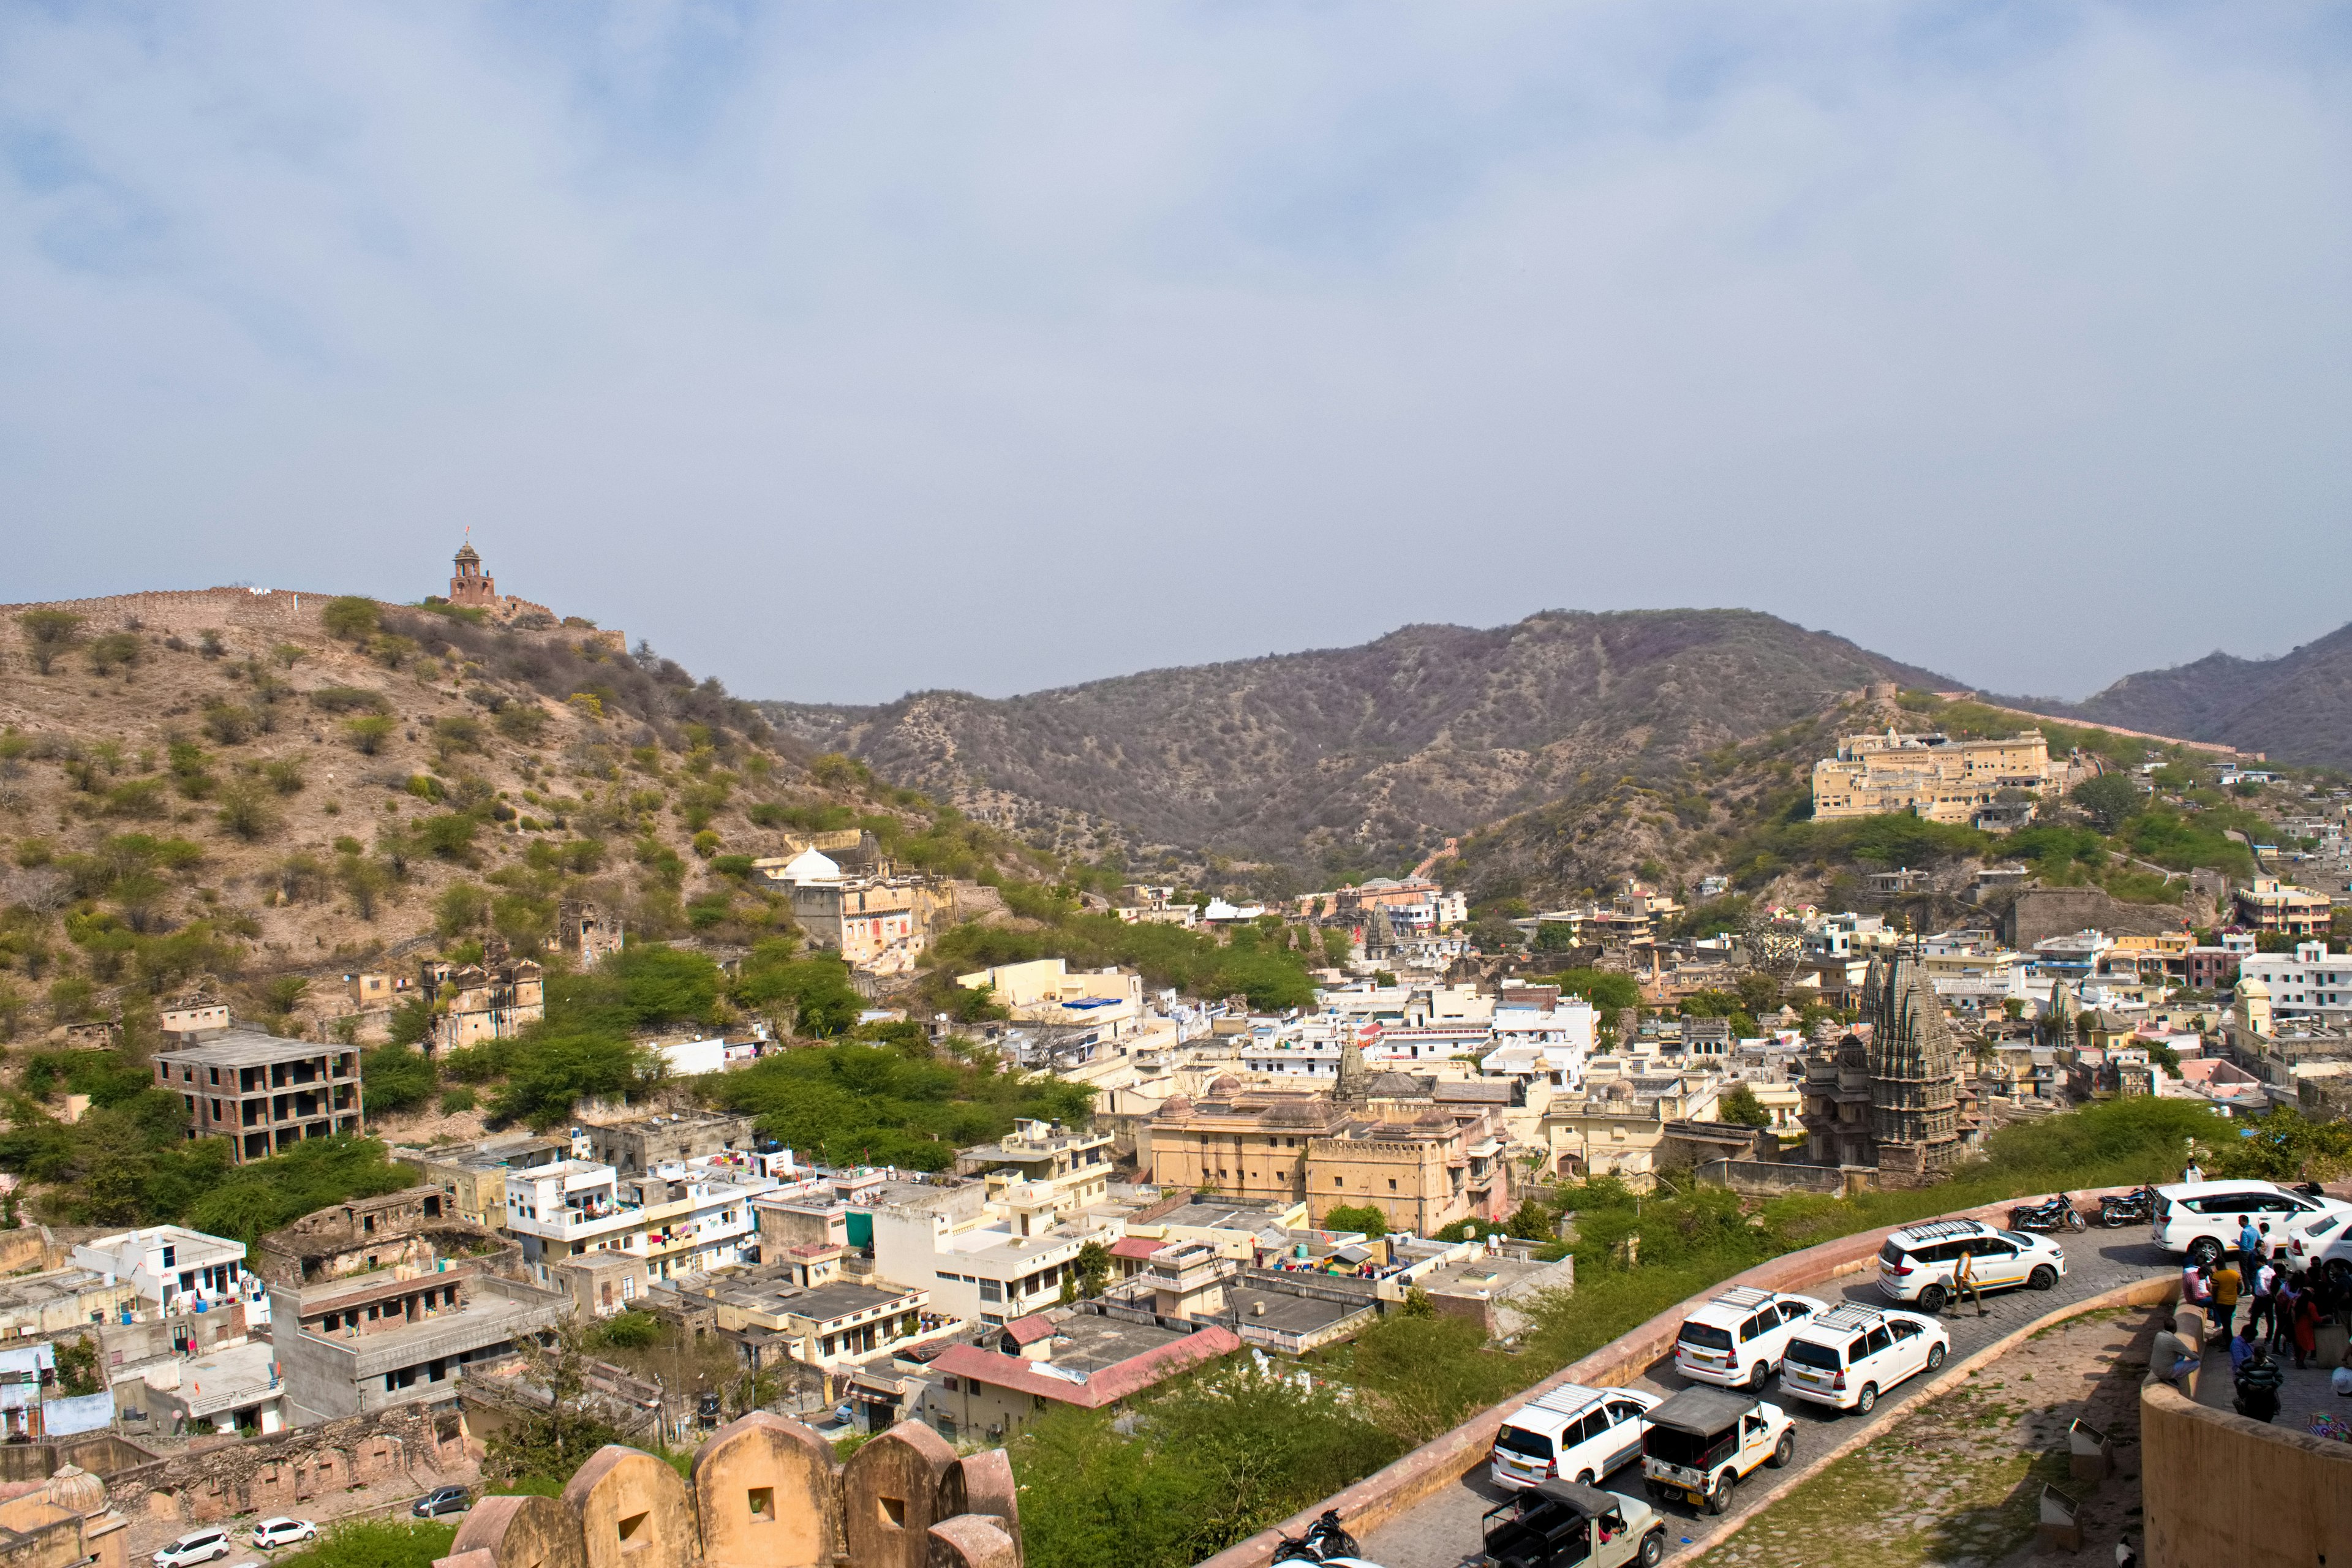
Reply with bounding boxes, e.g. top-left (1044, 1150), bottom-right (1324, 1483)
top-left (1357, 1229), bottom-right (2176, 1568)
